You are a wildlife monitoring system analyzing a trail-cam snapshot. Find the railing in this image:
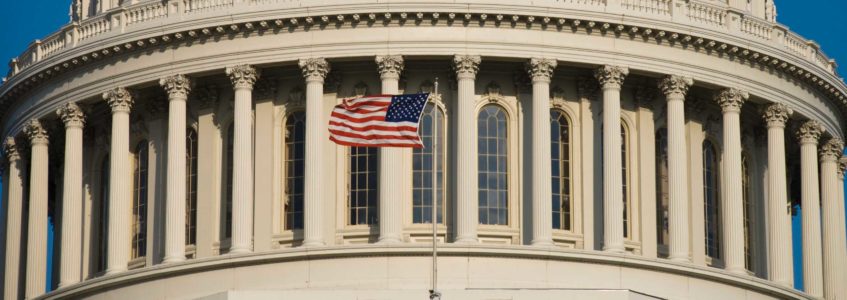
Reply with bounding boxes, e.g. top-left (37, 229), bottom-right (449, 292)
top-left (186, 0), bottom-right (235, 13)
top-left (78, 17), bottom-right (111, 42)
top-left (126, 1), bottom-right (169, 27)
top-left (40, 31), bottom-right (67, 59)
top-left (687, 1), bottom-right (727, 28)
top-left (785, 32), bottom-right (809, 58)
top-left (622, 0), bottom-right (672, 17)
top-left (740, 16), bottom-right (772, 40)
